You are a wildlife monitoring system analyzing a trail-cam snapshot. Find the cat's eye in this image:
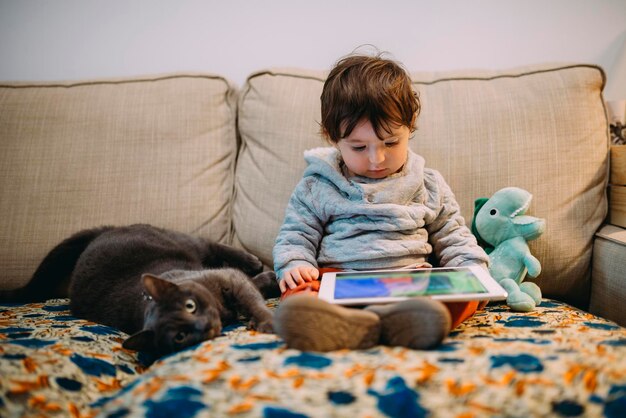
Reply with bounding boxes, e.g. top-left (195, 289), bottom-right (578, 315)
top-left (184, 299), bottom-right (197, 313)
top-left (174, 331), bottom-right (186, 343)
